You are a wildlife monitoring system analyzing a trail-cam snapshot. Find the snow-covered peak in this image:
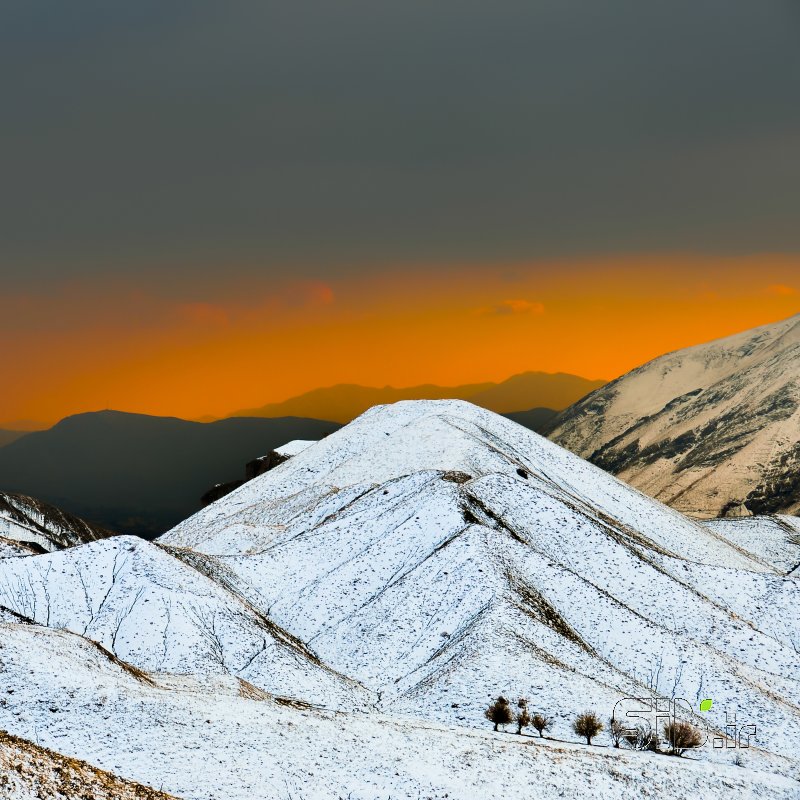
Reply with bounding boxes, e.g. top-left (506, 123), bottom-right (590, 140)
top-left (273, 439), bottom-right (317, 457)
top-left (163, 400), bottom-right (763, 571)
top-left (546, 314), bottom-right (800, 517)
